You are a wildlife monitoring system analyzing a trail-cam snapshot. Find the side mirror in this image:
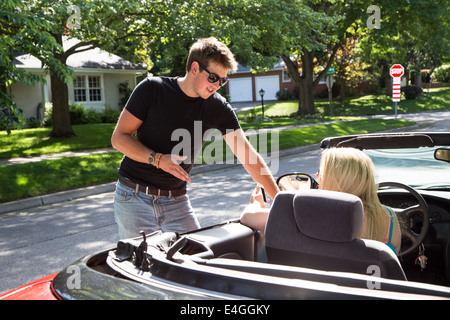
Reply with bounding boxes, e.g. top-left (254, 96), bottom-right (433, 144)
top-left (276, 173), bottom-right (318, 191)
top-left (435, 148), bottom-right (450, 163)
